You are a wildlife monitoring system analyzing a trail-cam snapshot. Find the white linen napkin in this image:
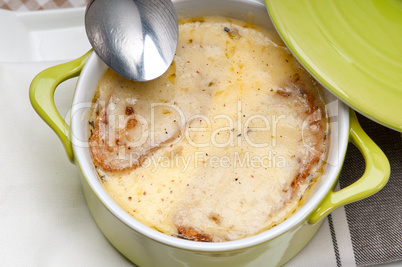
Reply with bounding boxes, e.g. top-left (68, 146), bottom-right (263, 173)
top-left (0, 61), bottom-right (357, 266)
top-left (0, 62), bottom-right (132, 266)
